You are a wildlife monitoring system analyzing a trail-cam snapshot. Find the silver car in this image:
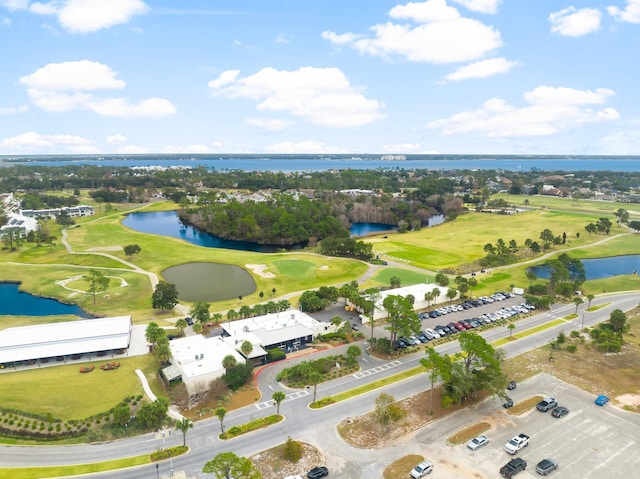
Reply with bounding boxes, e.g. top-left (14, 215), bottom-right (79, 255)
top-left (466, 434), bottom-right (489, 450)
